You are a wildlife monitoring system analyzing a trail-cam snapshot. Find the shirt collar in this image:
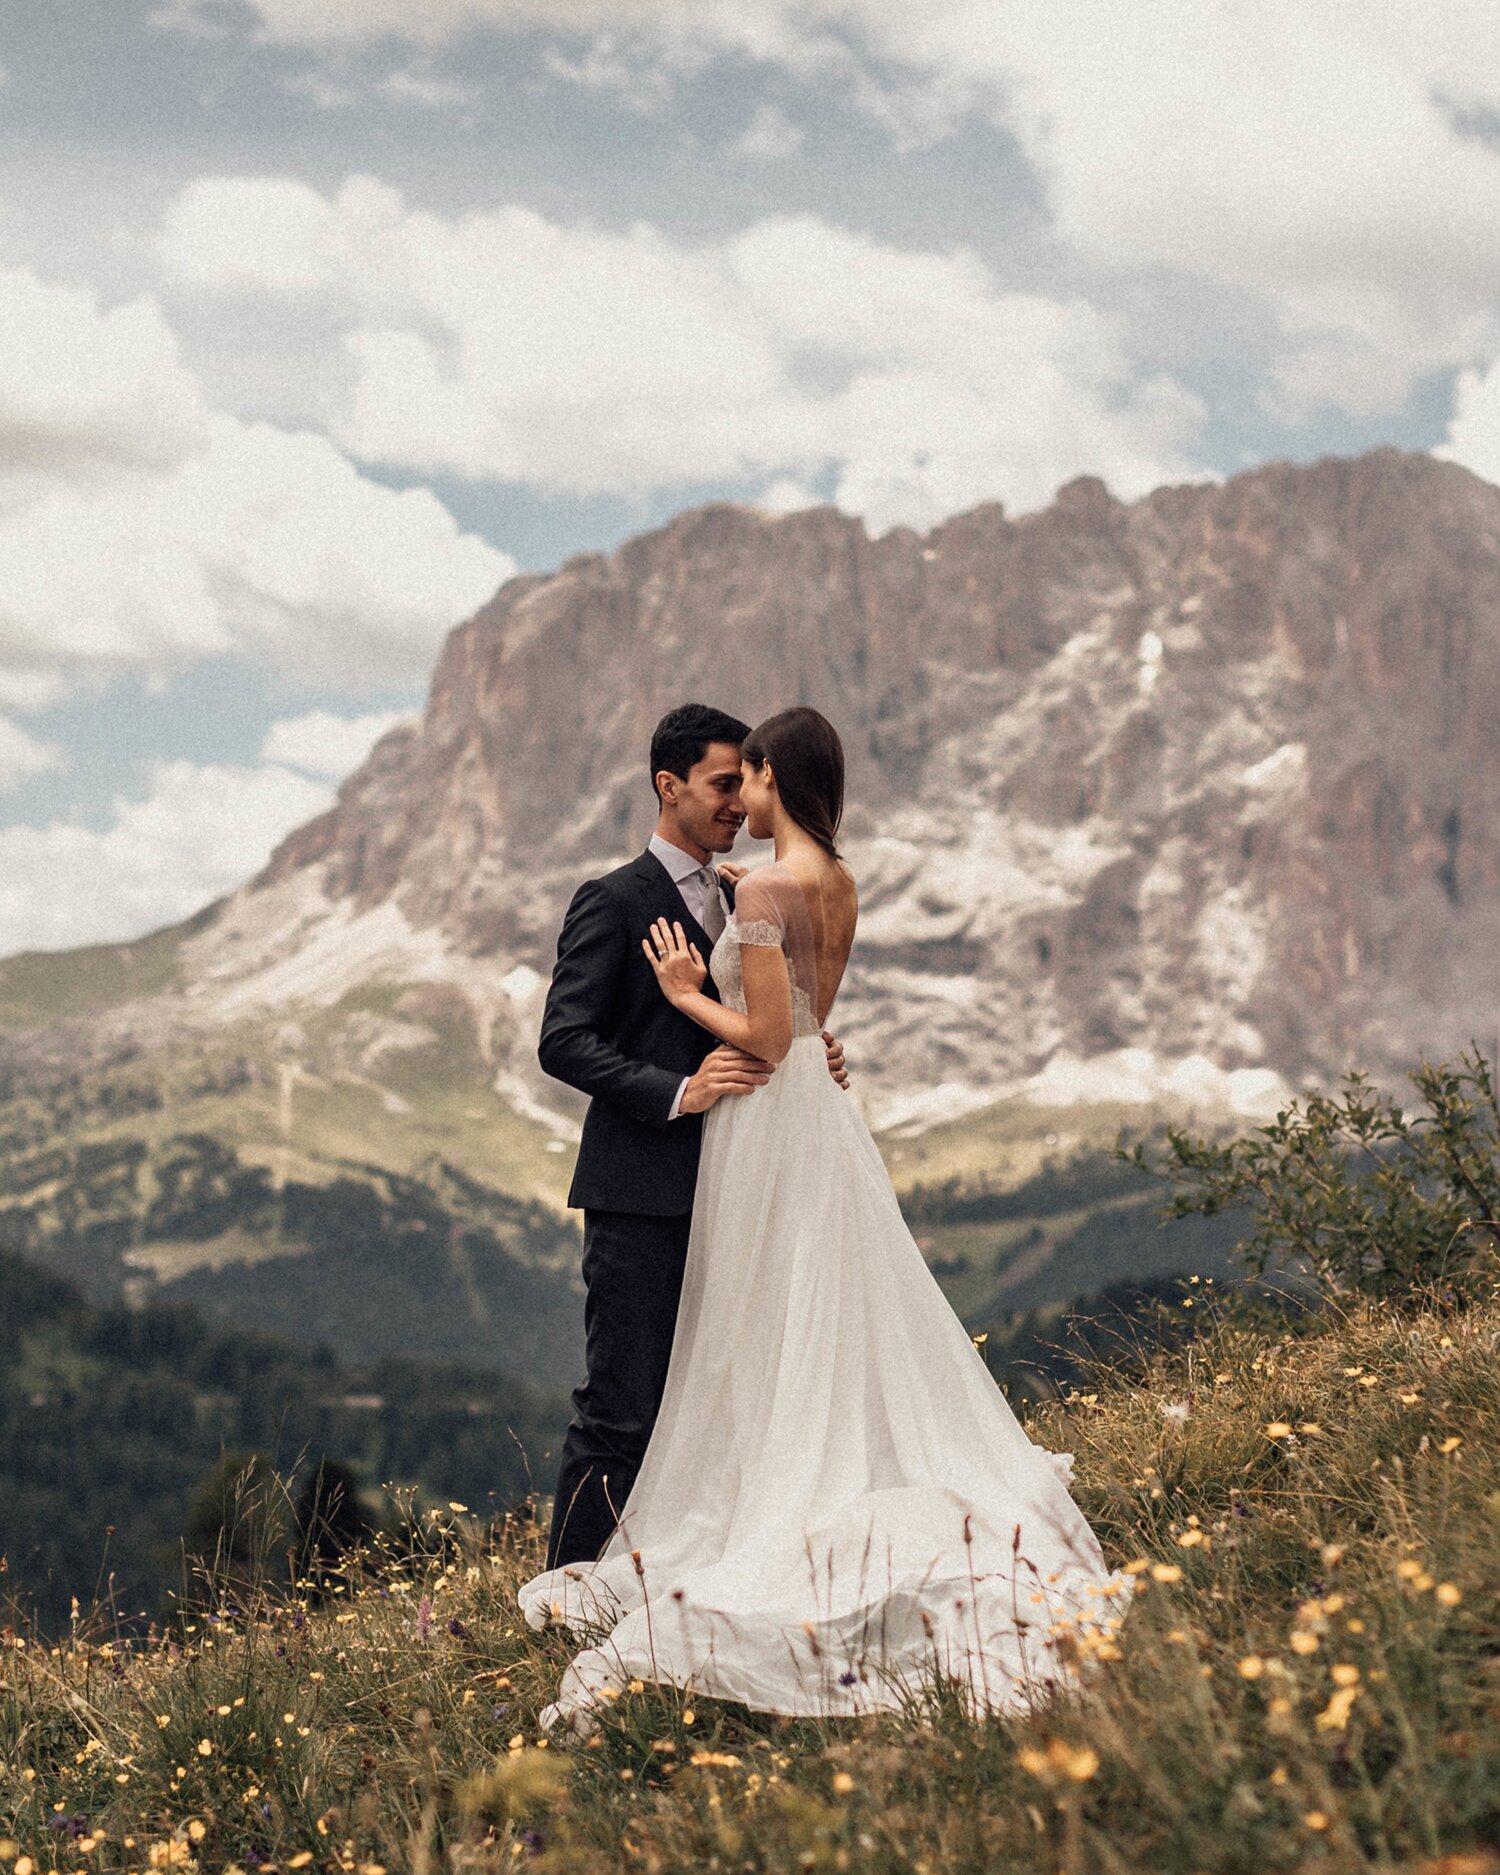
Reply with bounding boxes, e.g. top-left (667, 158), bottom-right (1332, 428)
top-left (648, 831), bottom-right (710, 883)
